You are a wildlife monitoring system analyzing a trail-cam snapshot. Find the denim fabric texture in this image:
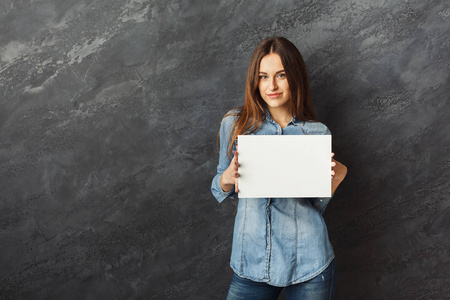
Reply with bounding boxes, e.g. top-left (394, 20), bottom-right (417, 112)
top-left (211, 110), bottom-right (335, 287)
top-left (226, 259), bottom-right (336, 300)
